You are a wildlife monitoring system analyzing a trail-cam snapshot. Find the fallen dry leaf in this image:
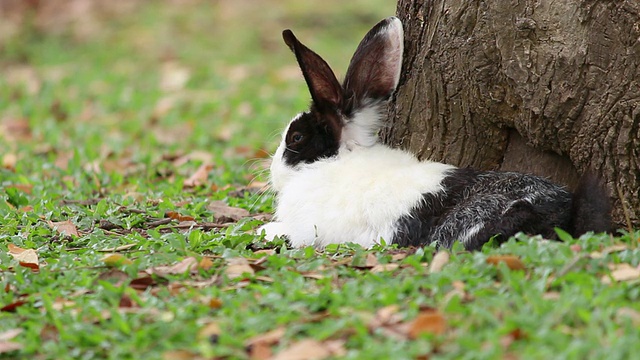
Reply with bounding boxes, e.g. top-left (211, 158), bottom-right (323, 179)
top-left (160, 61), bottom-right (190, 92)
top-left (0, 329), bottom-right (22, 342)
top-left (129, 275), bottom-right (156, 291)
top-left (601, 263), bottom-right (640, 284)
top-left (246, 327), bottom-right (286, 348)
top-left (370, 263), bottom-right (399, 273)
top-left (47, 220), bottom-right (79, 237)
top-left (6, 184), bottom-right (33, 194)
top-left (369, 305), bottom-right (403, 328)
top-left (272, 339), bottom-right (332, 360)
top-left (97, 268), bottom-right (129, 285)
top-left (206, 298), bottom-right (223, 309)
top-left (486, 255), bottom-right (526, 271)
top-left (590, 244), bottom-right (630, 259)
top-left (165, 211), bottom-right (195, 222)
top-left (162, 350), bottom-right (202, 360)
top-left (616, 307), bottom-right (640, 325)
top-left (225, 258), bottom-right (255, 279)
top-left (443, 280), bottom-right (469, 303)
top-left (198, 322), bottom-right (221, 342)
top-left (408, 309), bottom-right (447, 338)
top-left (39, 324), bottom-right (59, 343)
top-left (429, 251), bottom-right (450, 273)
top-left (199, 257), bottom-right (214, 270)
top-left (7, 244), bottom-right (39, 270)
top-left (146, 257), bottom-right (200, 276)
top-left (365, 253), bottom-right (379, 267)
top-left (207, 201), bottom-right (250, 222)
top-left (499, 328), bottom-right (528, 349)
top-left (1, 117), bottom-right (32, 141)
top-left (183, 163), bottom-right (213, 188)
top-left (249, 342), bottom-right (272, 360)
top-left (0, 328), bottom-right (22, 354)
top-left (1, 300), bottom-right (28, 312)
